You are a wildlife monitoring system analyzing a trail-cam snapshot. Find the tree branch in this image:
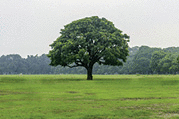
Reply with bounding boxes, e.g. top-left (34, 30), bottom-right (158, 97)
top-left (67, 64), bottom-right (83, 68)
top-left (90, 48), bottom-right (105, 62)
top-left (98, 60), bottom-right (105, 64)
top-left (67, 59), bottom-right (87, 68)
